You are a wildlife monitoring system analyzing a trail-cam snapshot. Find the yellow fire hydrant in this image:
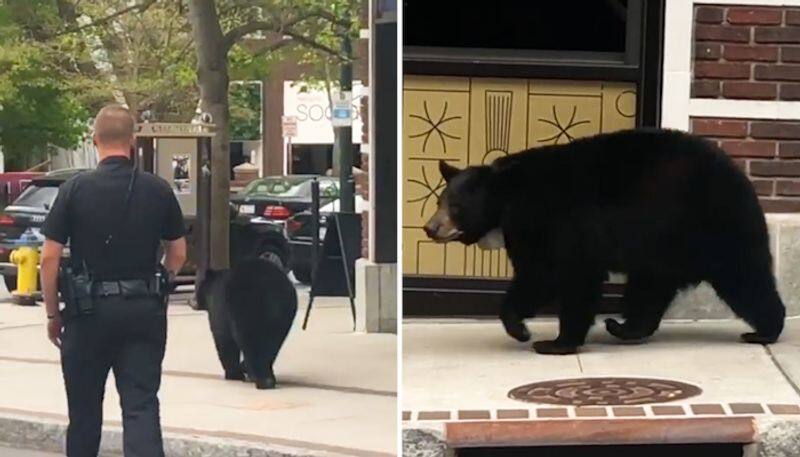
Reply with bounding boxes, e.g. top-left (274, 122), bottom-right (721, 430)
top-left (10, 246), bottom-right (39, 305)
